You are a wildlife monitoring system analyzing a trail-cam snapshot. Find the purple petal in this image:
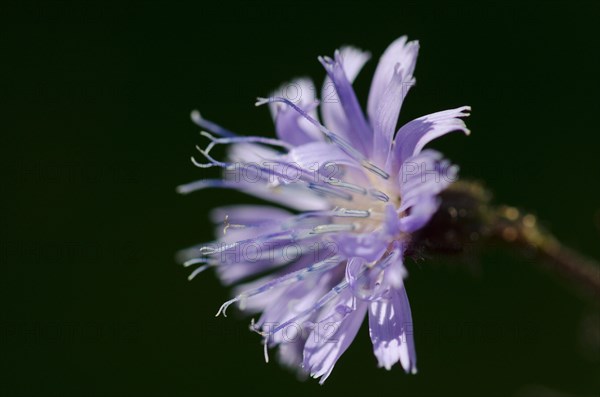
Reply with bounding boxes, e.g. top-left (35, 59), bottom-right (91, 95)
top-left (396, 149), bottom-right (458, 233)
top-left (368, 287), bottom-right (417, 373)
top-left (398, 194), bottom-right (440, 233)
top-left (320, 47), bottom-right (370, 148)
top-left (398, 150), bottom-right (458, 209)
top-left (216, 243), bottom-right (294, 285)
top-left (257, 270), bottom-right (333, 345)
top-left (210, 217), bottom-right (329, 286)
top-left (320, 48), bottom-right (373, 156)
top-left (384, 203), bottom-right (401, 237)
top-left (381, 248), bottom-right (407, 291)
top-left (227, 142), bottom-right (282, 163)
top-left (232, 274), bottom-right (283, 313)
top-left (390, 106), bottom-right (471, 169)
top-left (369, 39), bottom-right (419, 164)
top-left (277, 340), bottom-right (308, 373)
top-left (345, 257), bottom-right (370, 299)
top-left (303, 289), bottom-right (368, 383)
top-left (223, 143), bottom-right (330, 211)
top-left (345, 256), bottom-right (386, 301)
top-left (206, 206), bottom-right (300, 284)
top-left (332, 232), bottom-right (388, 262)
top-left (215, 247), bottom-right (287, 285)
top-left (367, 36), bottom-right (418, 127)
top-left (346, 244), bottom-right (407, 302)
top-left (232, 248), bottom-right (338, 313)
top-left (284, 141), bottom-right (356, 174)
top-left (210, 205), bottom-right (292, 226)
